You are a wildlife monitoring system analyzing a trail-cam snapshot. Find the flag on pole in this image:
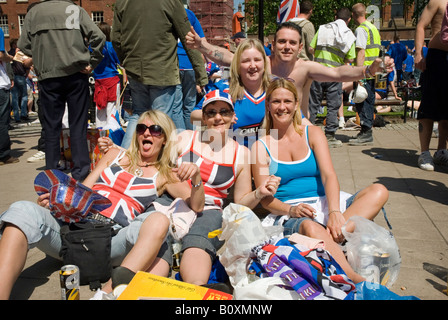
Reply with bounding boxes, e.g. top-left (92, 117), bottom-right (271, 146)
top-left (277, 0), bottom-right (300, 24)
